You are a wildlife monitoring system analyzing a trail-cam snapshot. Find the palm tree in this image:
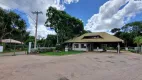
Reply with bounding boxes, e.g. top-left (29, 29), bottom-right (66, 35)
top-left (134, 36), bottom-right (142, 53)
